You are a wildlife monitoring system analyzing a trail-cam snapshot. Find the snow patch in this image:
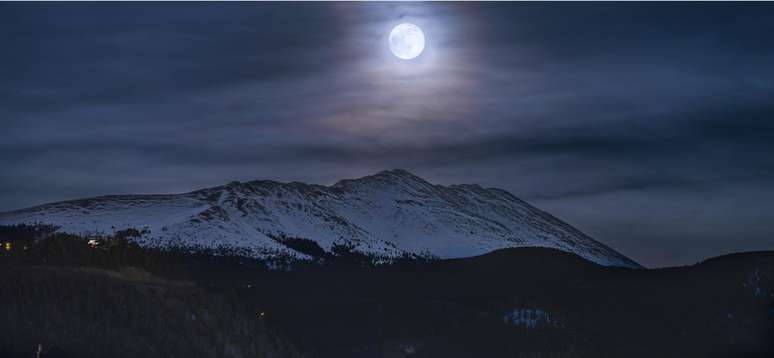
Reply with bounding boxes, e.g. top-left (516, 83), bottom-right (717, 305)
top-left (502, 308), bottom-right (558, 329)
